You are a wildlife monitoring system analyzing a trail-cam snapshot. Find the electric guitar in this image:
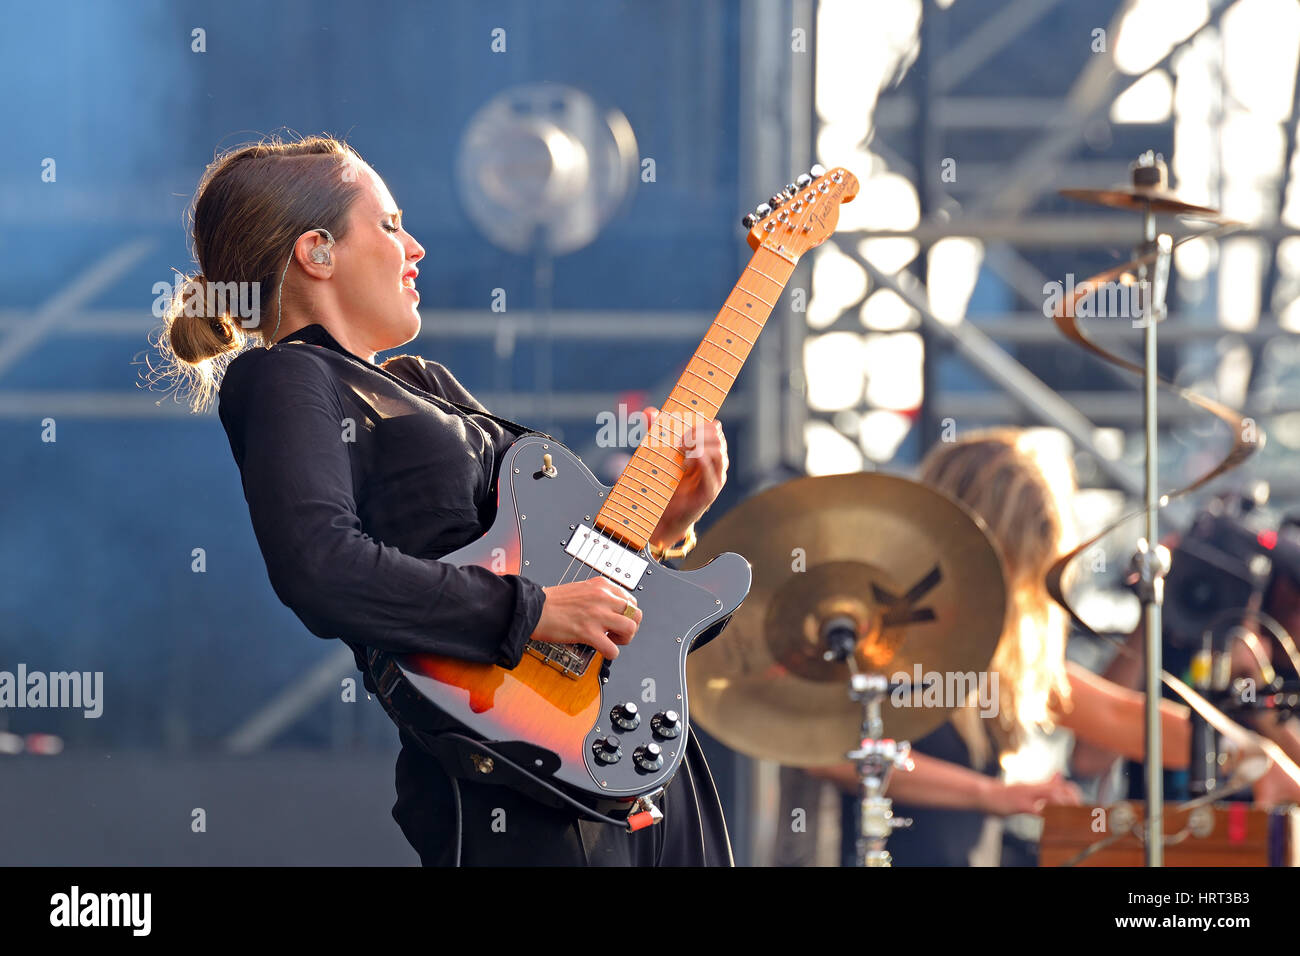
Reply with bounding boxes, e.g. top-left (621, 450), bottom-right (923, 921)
top-left (370, 165), bottom-right (859, 816)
